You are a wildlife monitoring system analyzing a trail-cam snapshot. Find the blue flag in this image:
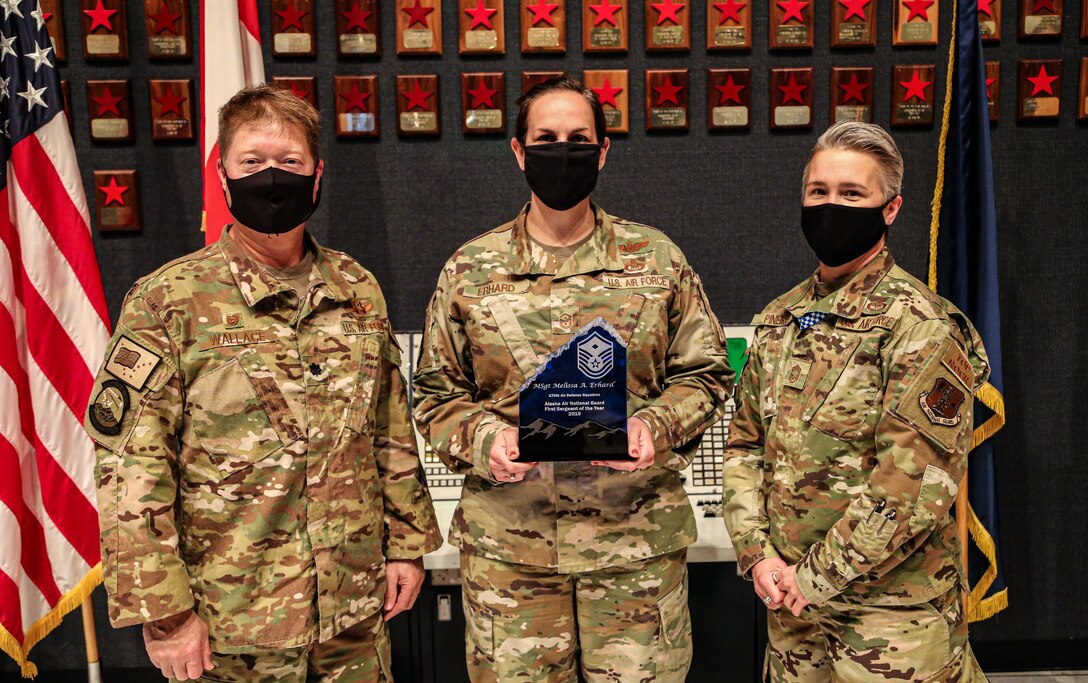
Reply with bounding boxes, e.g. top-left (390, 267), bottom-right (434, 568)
top-left (929, 0), bottom-right (1008, 621)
